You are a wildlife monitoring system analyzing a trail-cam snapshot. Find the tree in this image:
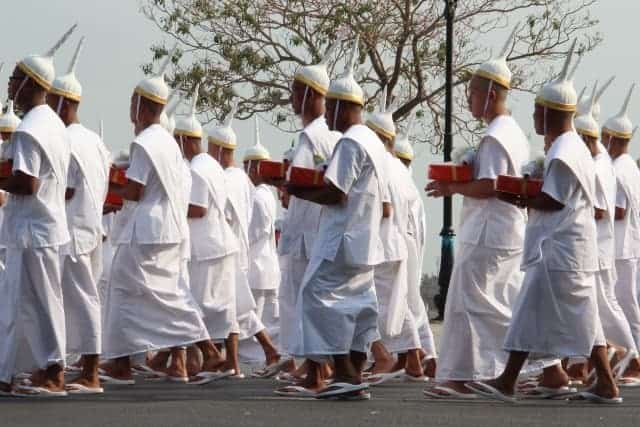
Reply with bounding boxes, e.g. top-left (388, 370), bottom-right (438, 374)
top-left (142, 0), bottom-right (600, 150)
